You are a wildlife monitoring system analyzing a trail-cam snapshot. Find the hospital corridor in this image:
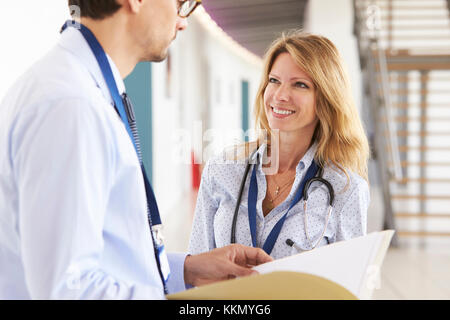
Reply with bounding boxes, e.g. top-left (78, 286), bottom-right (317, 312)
top-left (165, 0), bottom-right (450, 300)
top-left (1, 0), bottom-right (450, 300)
